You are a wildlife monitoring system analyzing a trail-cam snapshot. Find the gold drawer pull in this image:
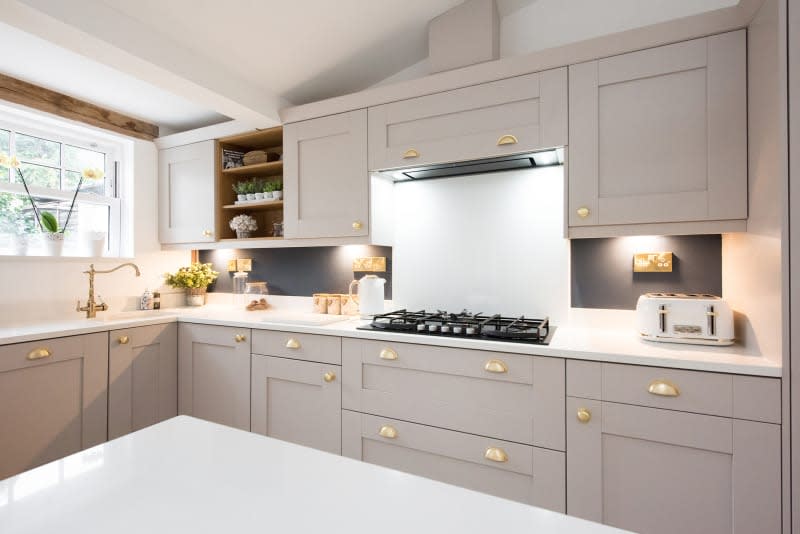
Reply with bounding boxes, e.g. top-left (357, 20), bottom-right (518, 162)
top-left (285, 338), bottom-right (301, 349)
top-left (402, 148), bottom-right (419, 159)
top-left (379, 347), bottom-right (398, 360)
top-left (118, 336), bottom-right (130, 345)
top-left (577, 408), bottom-right (592, 423)
top-left (323, 371), bottom-right (336, 383)
top-left (484, 447), bottom-right (508, 463)
top-left (234, 334), bottom-right (247, 343)
top-left (378, 425), bottom-right (398, 439)
top-left (484, 359), bottom-right (508, 373)
top-left (496, 134), bottom-right (518, 146)
top-left (648, 379), bottom-right (680, 397)
top-left (352, 221), bottom-right (363, 230)
top-left (576, 207), bottom-right (590, 218)
top-left (202, 229), bottom-right (213, 237)
top-left (26, 348), bottom-right (52, 361)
